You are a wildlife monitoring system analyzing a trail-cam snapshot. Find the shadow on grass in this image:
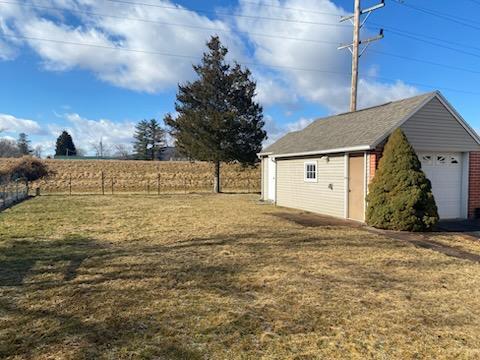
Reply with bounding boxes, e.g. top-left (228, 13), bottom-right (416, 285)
top-left (0, 234), bottom-right (105, 286)
top-left (0, 229), bottom-right (477, 358)
top-left (0, 235), bottom-right (205, 359)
